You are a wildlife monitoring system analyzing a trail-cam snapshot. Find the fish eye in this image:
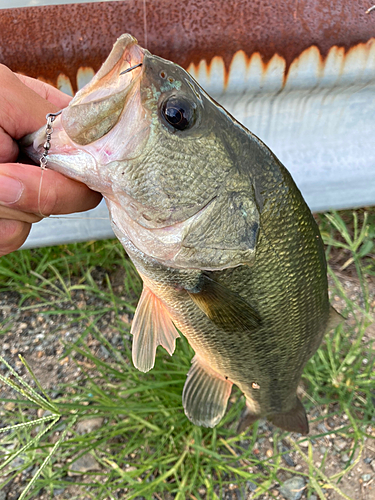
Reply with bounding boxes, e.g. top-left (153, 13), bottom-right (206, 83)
top-left (160, 96), bottom-right (196, 131)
